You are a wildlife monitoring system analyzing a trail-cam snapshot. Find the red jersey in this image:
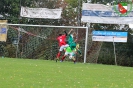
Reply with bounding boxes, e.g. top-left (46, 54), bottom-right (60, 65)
top-left (57, 34), bottom-right (67, 46)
